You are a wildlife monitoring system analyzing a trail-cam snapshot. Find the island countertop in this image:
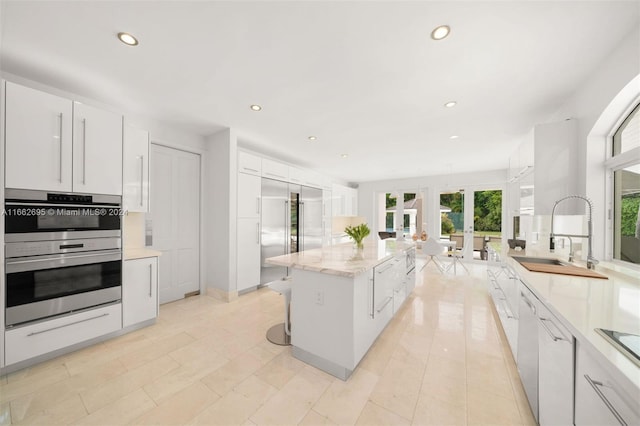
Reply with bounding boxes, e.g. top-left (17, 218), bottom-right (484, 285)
top-left (265, 239), bottom-right (415, 278)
